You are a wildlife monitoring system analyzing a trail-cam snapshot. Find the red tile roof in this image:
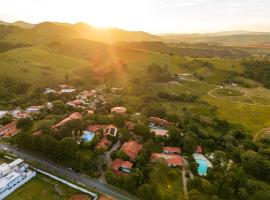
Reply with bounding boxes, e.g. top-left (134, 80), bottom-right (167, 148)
top-left (120, 141), bottom-right (142, 161)
top-left (53, 112), bottom-right (82, 129)
top-left (111, 159), bottom-right (133, 171)
top-left (196, 145), bottom-right (203, 154)
top-left (151, 129), bottom-right (169, 137)
top-left (111, 107), bottom-right (127, 114)
top-left (151, 153), bottom-right (183, 167)
top-left (162, 146), bottom-right (181, 154)
top-left (149, 117), bottom-right (173, 128)
top-left (86, 124), bottom-right (104, 133)
top-left (96, 138), bottom-right (112, 150)
top-left (0, 121), bottom-right (20, 137)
